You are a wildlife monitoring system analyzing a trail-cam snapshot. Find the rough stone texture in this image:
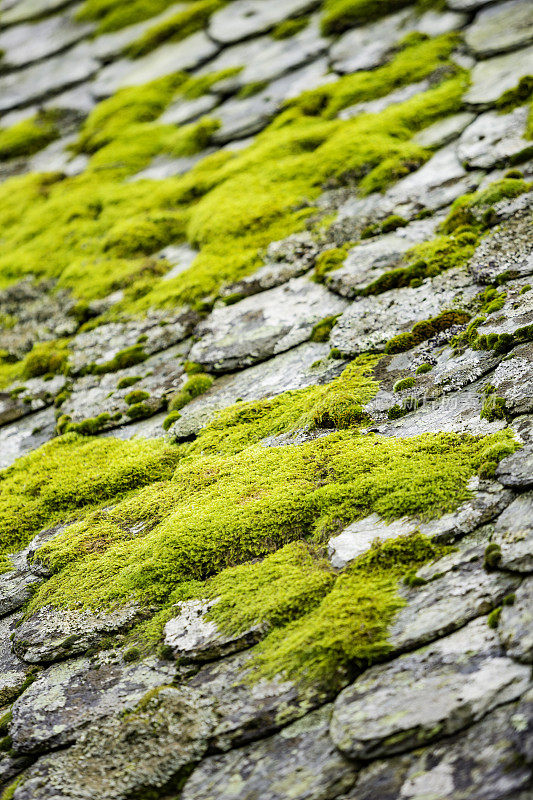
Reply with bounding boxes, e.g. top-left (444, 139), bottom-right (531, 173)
top-left (330, 617), bottom-right (530, 760)
top-left (499, 578), bottom-right (533, 663)
top-left (489, 342), bottom-right (533, 416)
top-left (464, 0), bottom-right (533, 57)
top-left (0, 614), bottom-right (33, 707)
top-left (468, 211), bottom-right (533, 284)
top-left (189, 277), bottom-right (346, 372)
top-left (209, 0), bottom-right (319, 44)
top-left (9, 652), bottom-right (176, 754)
top-left (342, 697), bottom-right (533, 800)
top-left (492, 493), bottom-right (533, 572)
top-left (330, 269), bottom-right (478, 356)
top-left (12, 604), bottom-right (147, 663)
top-left (0, 11), bottom-right (93, 70)
top-left (464, 45), bottom-right (533, 107)
top-left (164, 599), bottom-right (264, 662)
top-left (0, 406), bottom-right (57, 469)
top-left (413, 111), bottom-right (476, 149)
top-left (12, 687), bottom-right (216, 800)
top-left (457, 106), bottom-right (532, 170)
top-left (181, 706), bottom-right (357, 800)
top-left (497, 444), bottom-right (533, 488)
